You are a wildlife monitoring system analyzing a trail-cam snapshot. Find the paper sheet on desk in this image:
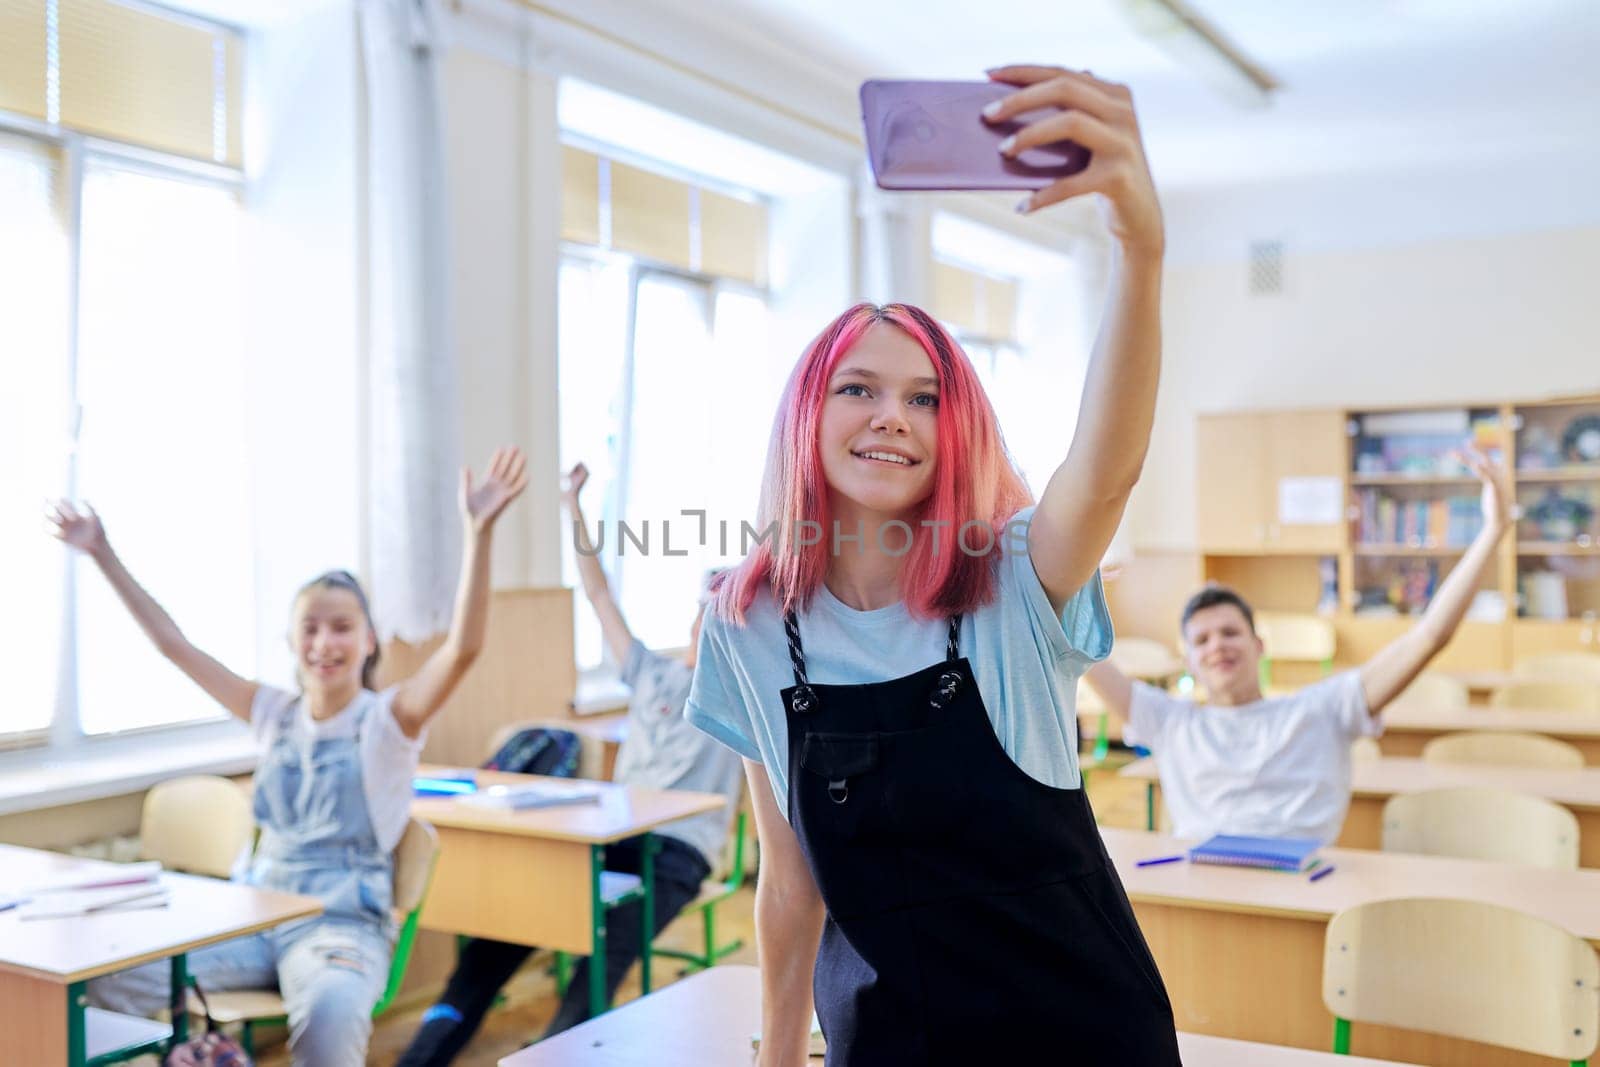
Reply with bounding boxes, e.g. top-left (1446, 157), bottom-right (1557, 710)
top-left (18, 882), bottom-right (171, 920)
top-left (458, 782), bottom-right (602, 810)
